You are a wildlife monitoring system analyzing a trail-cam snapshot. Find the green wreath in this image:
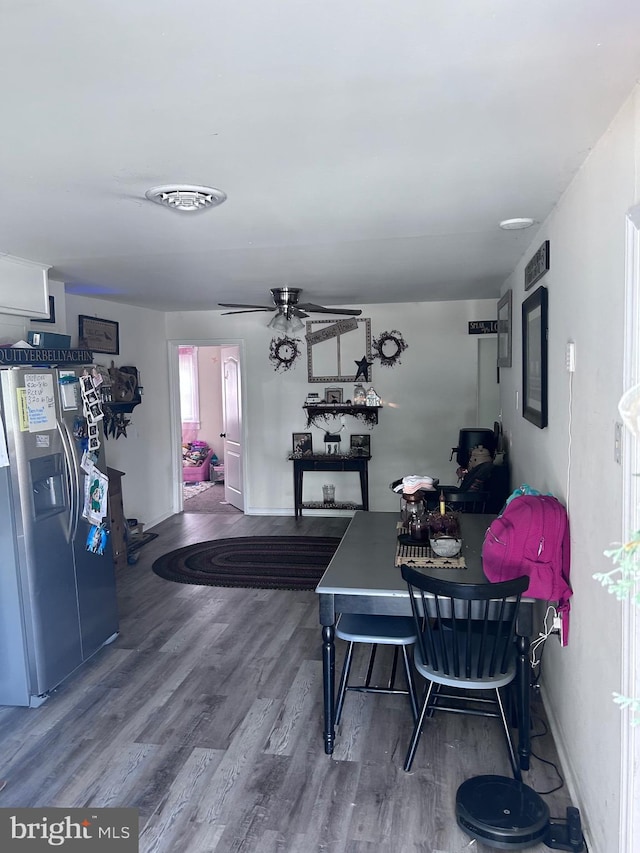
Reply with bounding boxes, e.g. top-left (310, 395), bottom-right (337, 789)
top-left (269, 335), bottom-right (302, 372)
top-left (372, 329), bottom-right (408, 367)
